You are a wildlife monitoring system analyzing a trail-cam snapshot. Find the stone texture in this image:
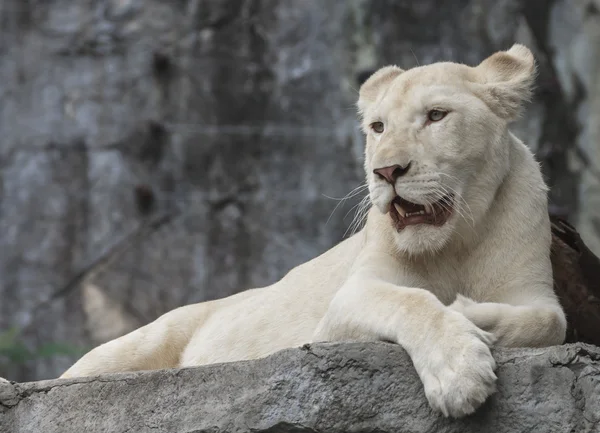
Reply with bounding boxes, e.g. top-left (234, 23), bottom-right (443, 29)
top-left (1, 342), bottom-right (599, 433)
top-left (2, 0), bottom-right (600, 382)
top-left (0, 0), bottom-right (365, 381)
